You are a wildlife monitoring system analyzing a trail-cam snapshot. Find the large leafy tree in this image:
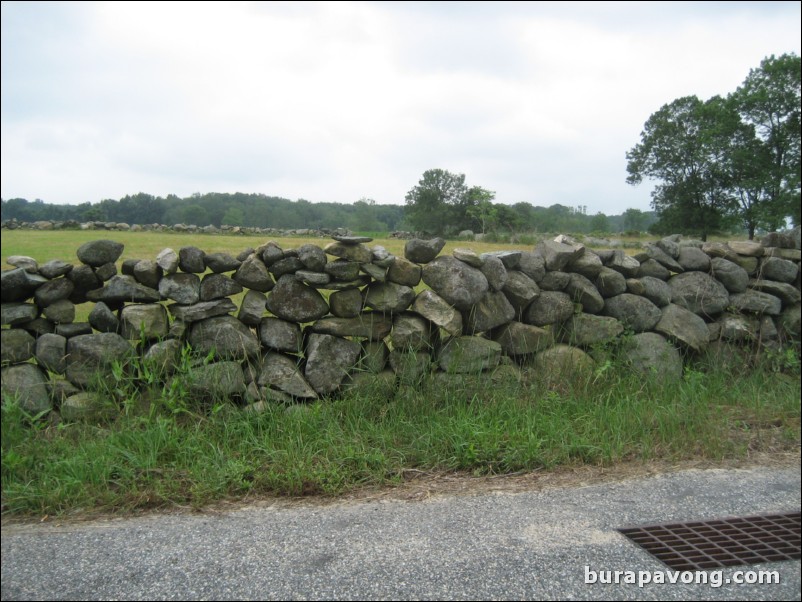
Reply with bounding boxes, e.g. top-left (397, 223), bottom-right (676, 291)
top-left (626, 95), bottom-right (740, 240)
top-left (732, 53), bottom-right (801, 229)
top-left (404, 169), bottom-right (492, 235)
